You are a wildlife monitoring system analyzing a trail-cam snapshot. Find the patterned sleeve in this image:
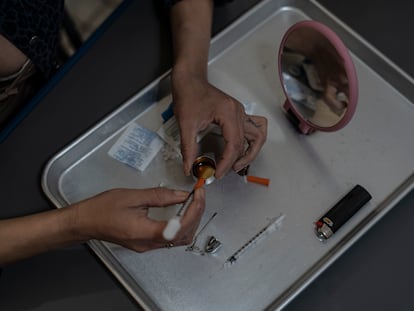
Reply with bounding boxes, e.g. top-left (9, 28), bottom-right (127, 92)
top-left (0, 0), bottom-right (65, 77)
